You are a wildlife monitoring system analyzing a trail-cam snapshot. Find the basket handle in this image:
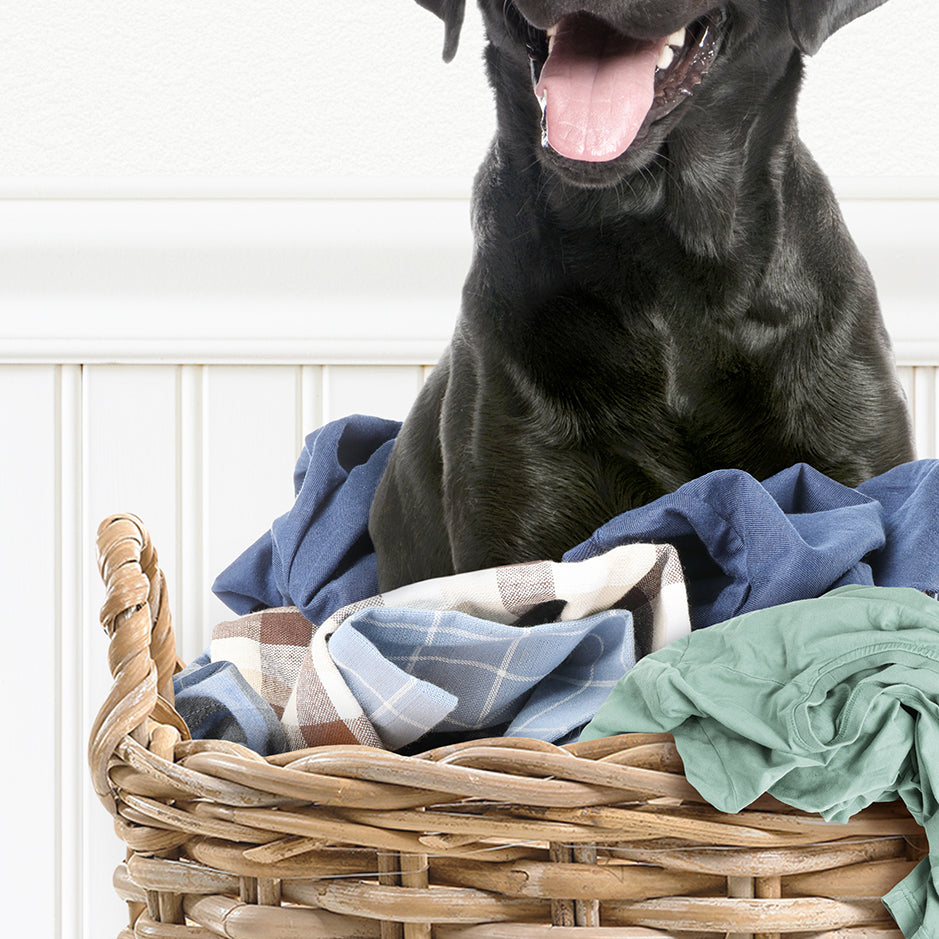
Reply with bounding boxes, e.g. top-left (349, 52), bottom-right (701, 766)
top-left (88, 514), bottom-right (188, 814)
